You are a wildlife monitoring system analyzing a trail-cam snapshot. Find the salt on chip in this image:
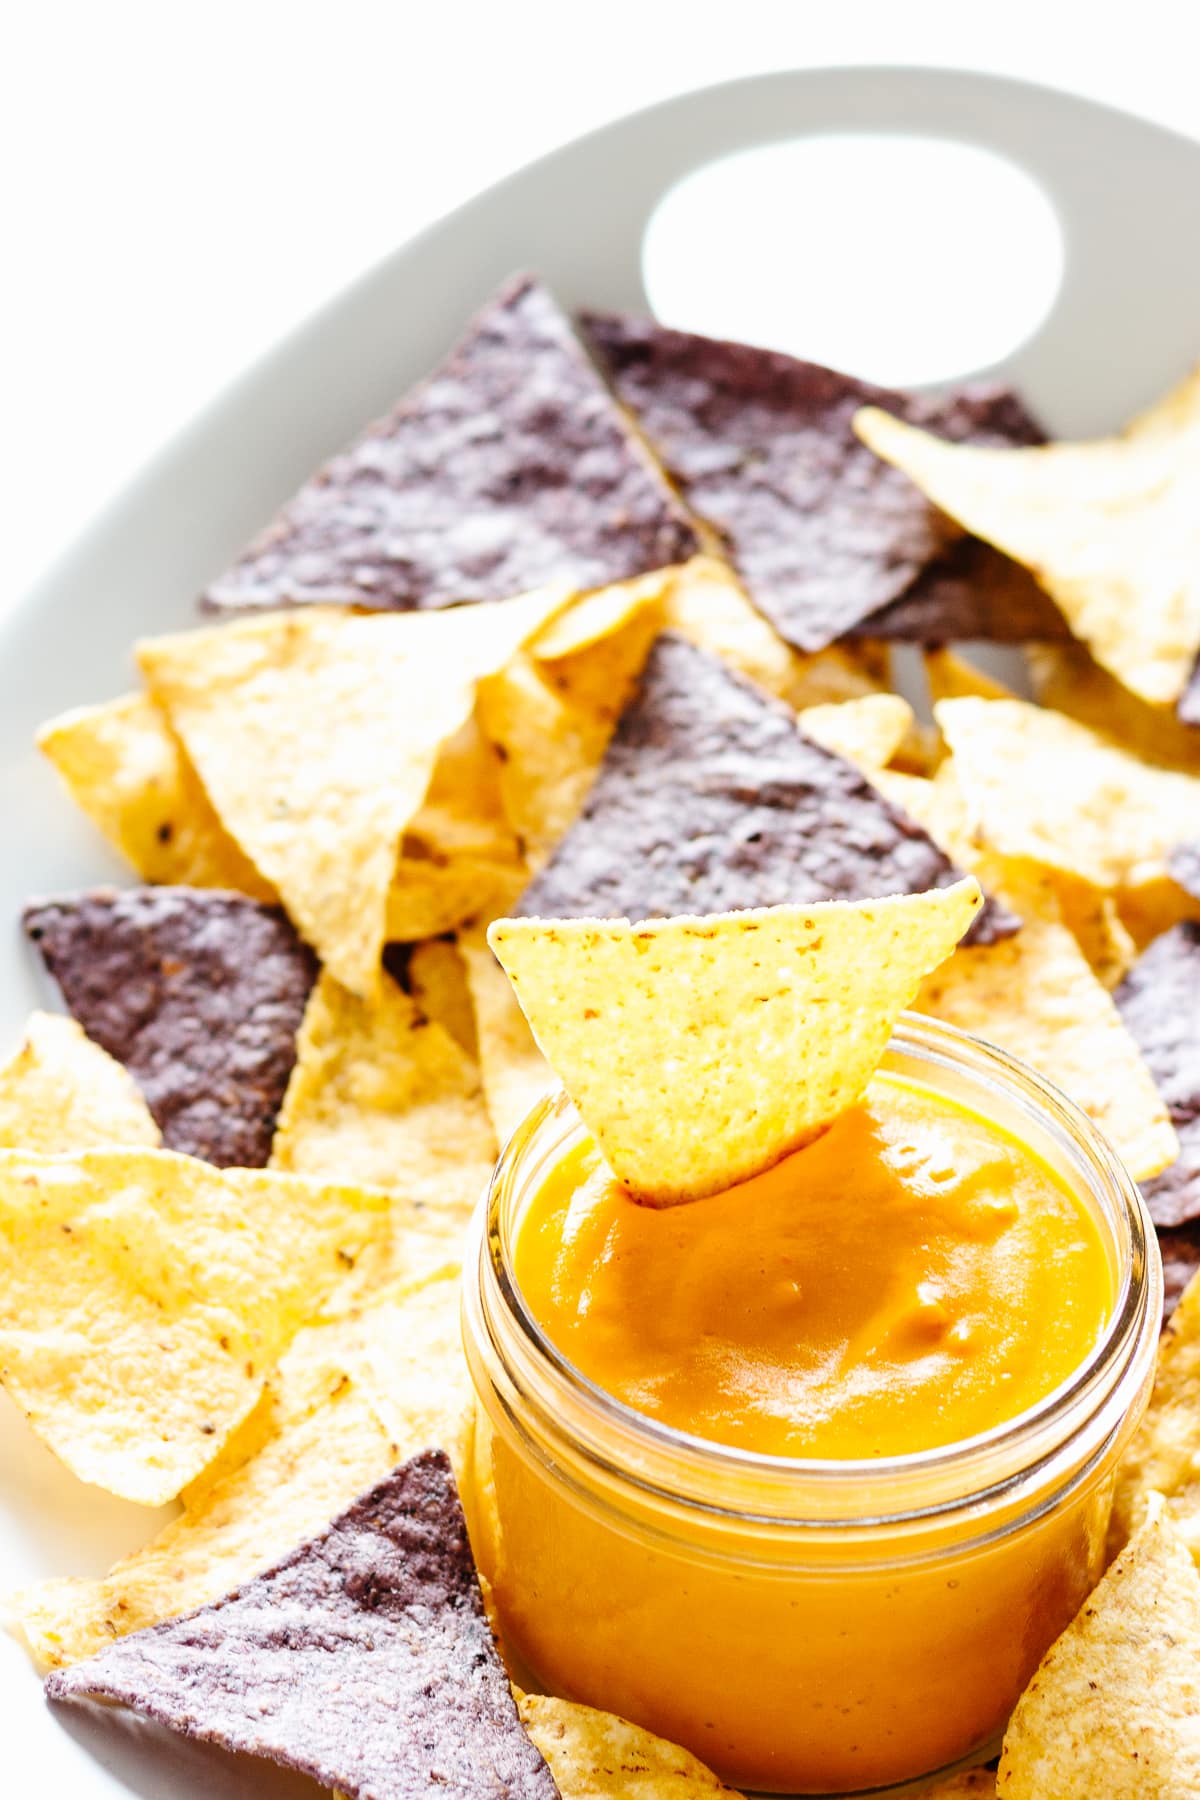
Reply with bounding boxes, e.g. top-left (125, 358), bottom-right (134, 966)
top-left (0, 1145), bottom-right (387, 1505)
top-left (460, 925), bottom-right (553, 1148)
top-left (45, 1449), bottom-right (558, 1800)
top-left (0, 1012), bottom-right (159, 1151)
top-left (137, 586), bottom-right (569, 996)
top-left (936, 695), bottom-right (1200, 891)
top-left (519, 1695), bottom-right (743, 1797)
top-left (269, 967), bottom-right (495, 1302)
top-left (857, 370), bottom-right (1200, 707)
top-left (14, 1270), bottom-right (470, 1667)
top-left (36, 692), bottom-right (276, 899)
top-left (489, 882), bottom-right (981, 1207)
top-left (997, 1498), bottom-right (1200, 1798)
